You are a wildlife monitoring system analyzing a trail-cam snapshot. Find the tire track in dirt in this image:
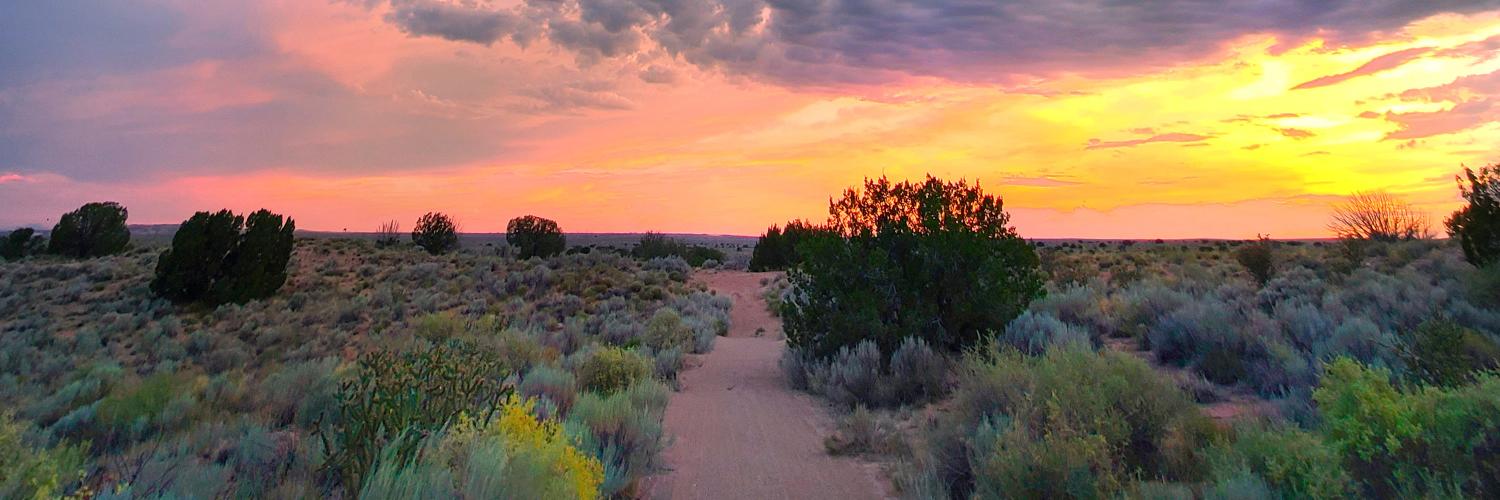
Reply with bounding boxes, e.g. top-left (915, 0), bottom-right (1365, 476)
top-left (641, 271), bottom-right (891, 499)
